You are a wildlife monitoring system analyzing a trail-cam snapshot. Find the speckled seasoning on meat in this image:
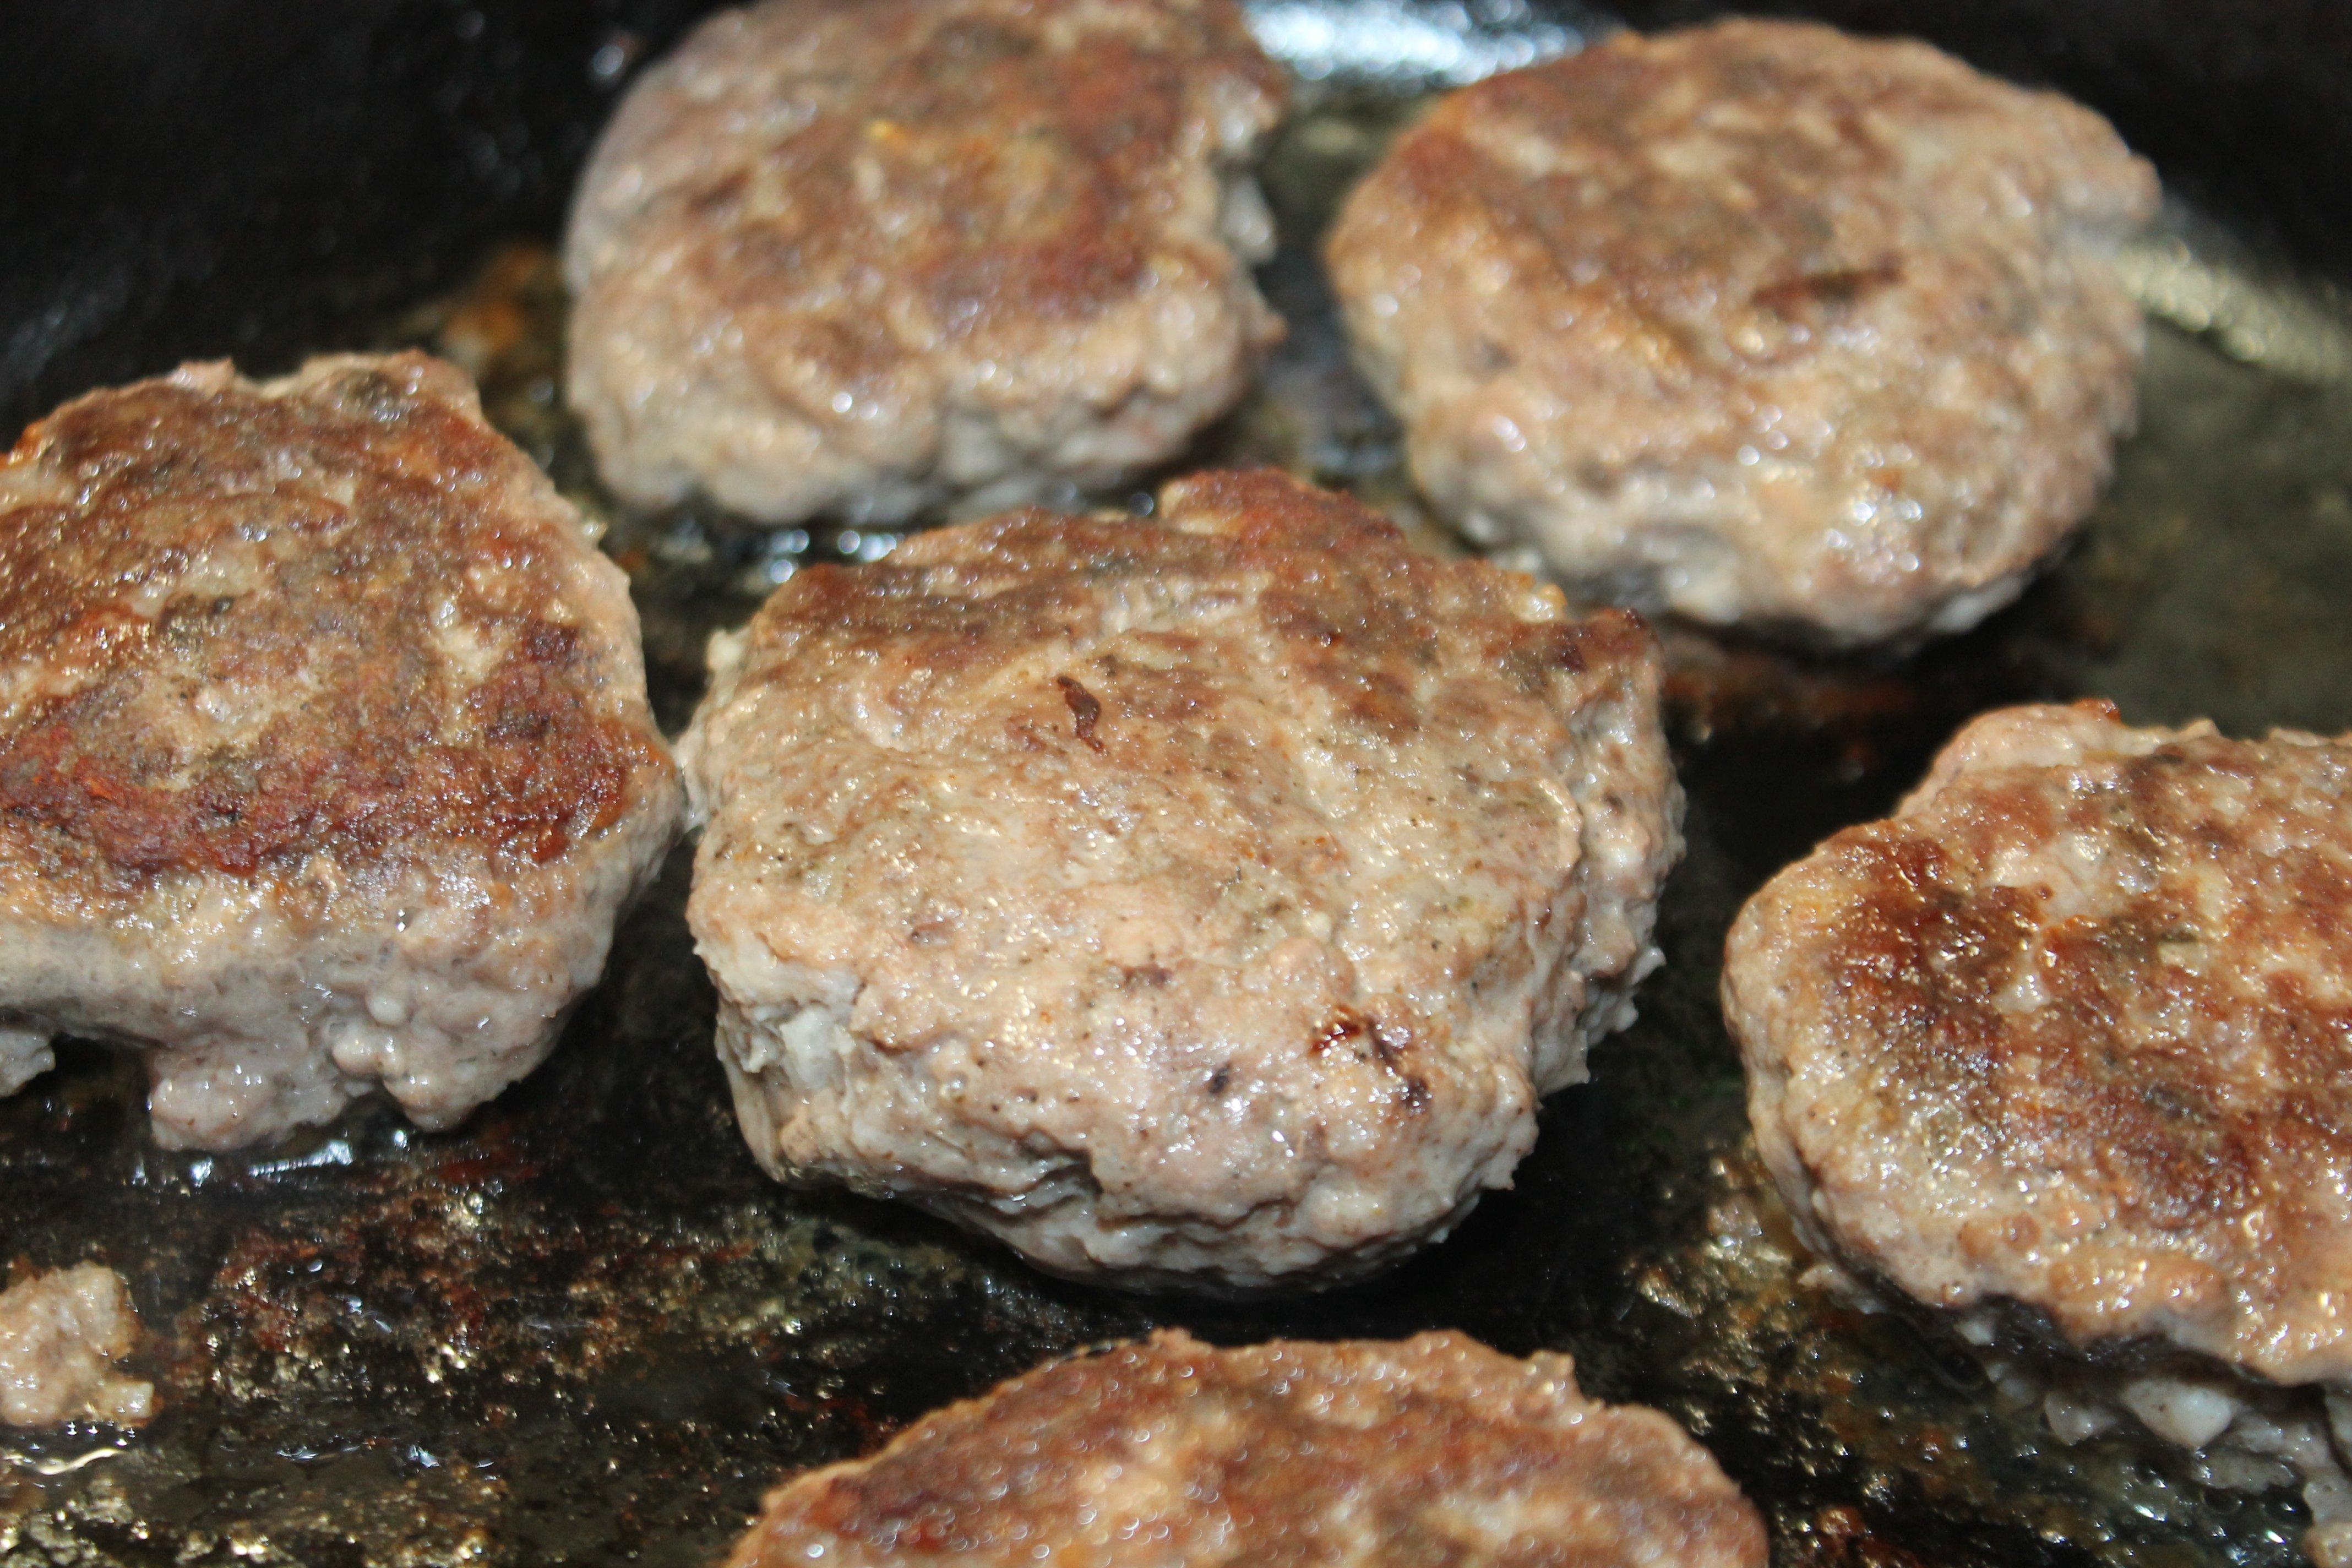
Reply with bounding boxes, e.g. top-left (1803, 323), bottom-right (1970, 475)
top-left (680, 470), bottom-right (1681, 1290)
